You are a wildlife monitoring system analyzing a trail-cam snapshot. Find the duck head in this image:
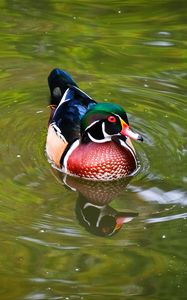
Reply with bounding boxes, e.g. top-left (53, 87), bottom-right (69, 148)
top-left (80, 103), bottom-right (143, 143)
